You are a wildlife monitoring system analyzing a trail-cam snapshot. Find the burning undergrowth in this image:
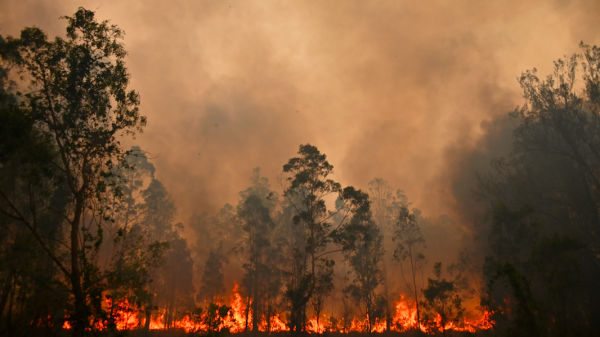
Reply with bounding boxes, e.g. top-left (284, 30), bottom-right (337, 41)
top-left (59, 284), bottom-right (493, 334)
